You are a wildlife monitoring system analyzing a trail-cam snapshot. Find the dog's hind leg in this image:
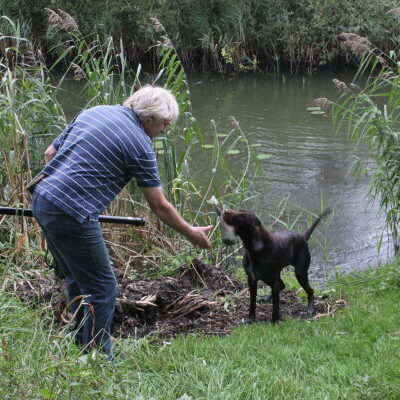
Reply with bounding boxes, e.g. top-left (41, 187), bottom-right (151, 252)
top-left (294, 250), bottom-right (315, 317)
